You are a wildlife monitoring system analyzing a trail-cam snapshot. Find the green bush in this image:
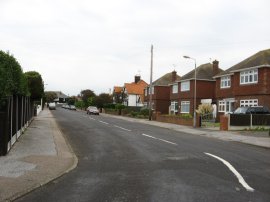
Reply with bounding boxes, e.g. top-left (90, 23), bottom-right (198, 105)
top-left (140, 108), bottom-right (149, 116)
top-left (0, 51), bottom-right (29, 99)
top-left (104, 103), bottom-right (116, 109)
top-left (130, 111), bottom-right (139, 117)
top-left (115, 104), bottom-right (125, 110)
top-left (25, 71), bottom-right (44, 100)
top-left (75, 100), bottom-right (85, 109)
